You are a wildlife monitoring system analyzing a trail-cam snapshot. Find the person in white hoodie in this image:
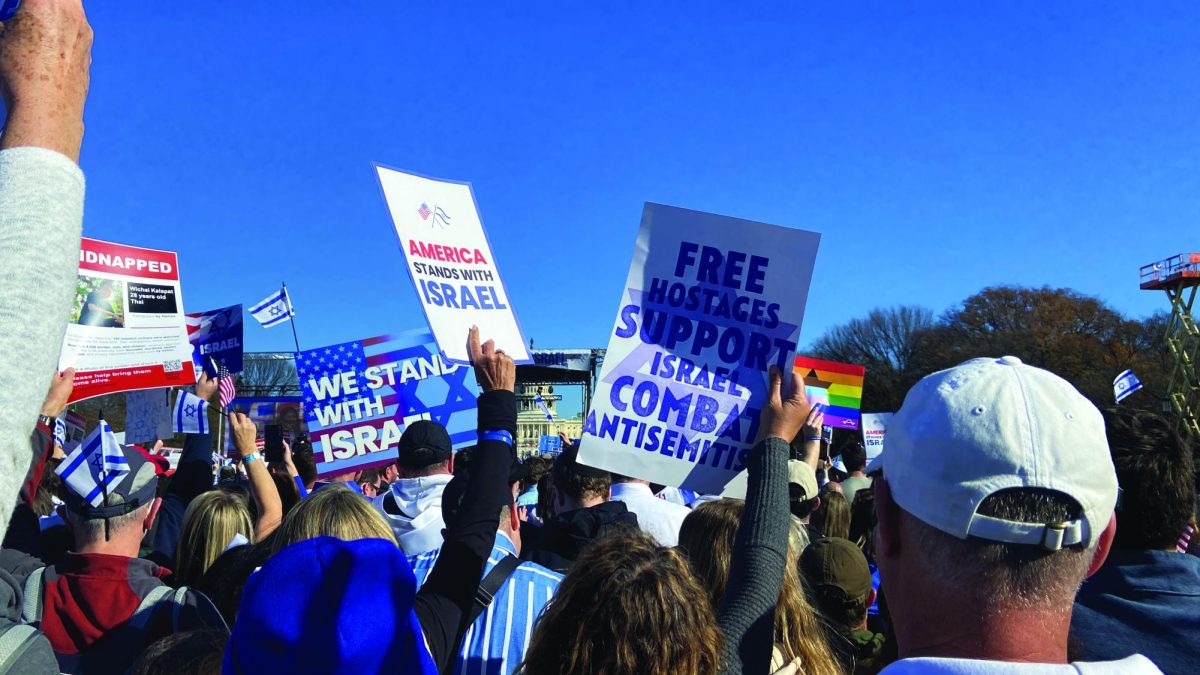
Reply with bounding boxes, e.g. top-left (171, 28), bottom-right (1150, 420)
top-left (373, 420), bottom-right (455, 556)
